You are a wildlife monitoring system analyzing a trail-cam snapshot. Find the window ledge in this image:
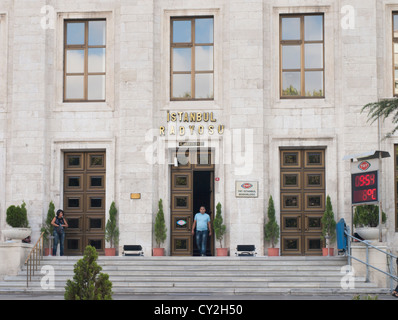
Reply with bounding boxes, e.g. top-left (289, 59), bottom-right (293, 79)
top-left (162, 99), bottom-right (222, 111)
top-left (272, 97), bottom-right (334, 109)
top-left (54, 101), bottom-right (113, 112)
